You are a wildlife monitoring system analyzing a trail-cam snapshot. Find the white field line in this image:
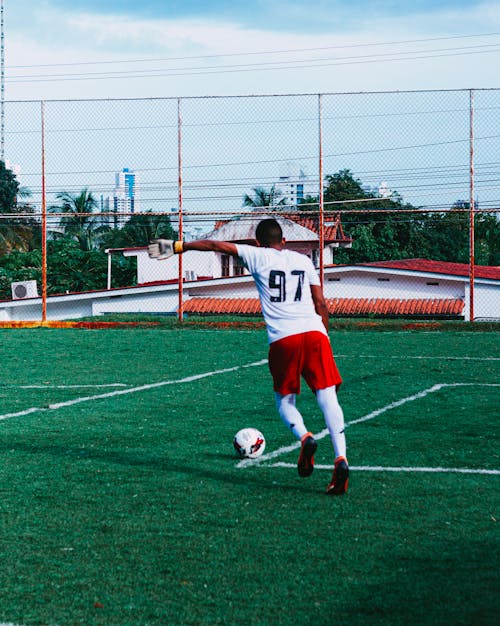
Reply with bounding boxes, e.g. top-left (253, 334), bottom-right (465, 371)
top-left (237, 382), bottom-right (500, 469)
top-left (15, 383), bottom-right (128, 389)
top-left (0, 358), bottom-right (268, 422)
top-left (5, 354), bottom-right (497, 391)
top-left (267, 463), bottom-right (500, 475)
